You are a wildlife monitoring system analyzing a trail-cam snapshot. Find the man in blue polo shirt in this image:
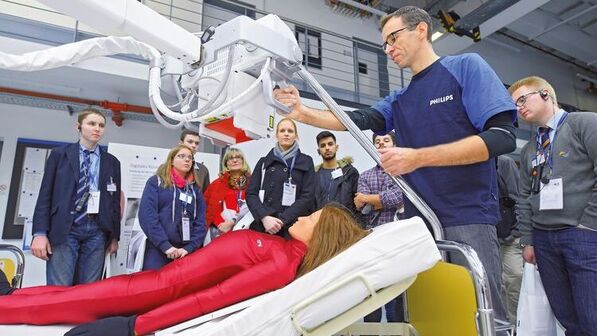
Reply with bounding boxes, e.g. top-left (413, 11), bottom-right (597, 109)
top-left (275, 5), bottom-right (516, 328)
